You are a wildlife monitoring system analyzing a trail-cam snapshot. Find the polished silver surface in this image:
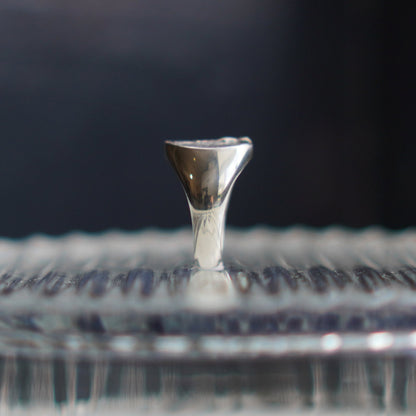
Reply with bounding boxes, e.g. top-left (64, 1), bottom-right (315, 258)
top-left (165, 137), bottom-right (253, 269)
